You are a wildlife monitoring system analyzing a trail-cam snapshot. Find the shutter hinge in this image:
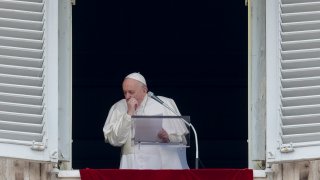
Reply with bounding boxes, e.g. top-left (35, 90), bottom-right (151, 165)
top-left (70, 0), bottom-right (76, 5)
top-left (280, 143), bottom-right (294, 153)
top-left (50, 150), bottom-right (58, 161)
top-left (267, 151), bottom-right (275, 159)
top-left (31, 140), bottom-right (47, 151)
